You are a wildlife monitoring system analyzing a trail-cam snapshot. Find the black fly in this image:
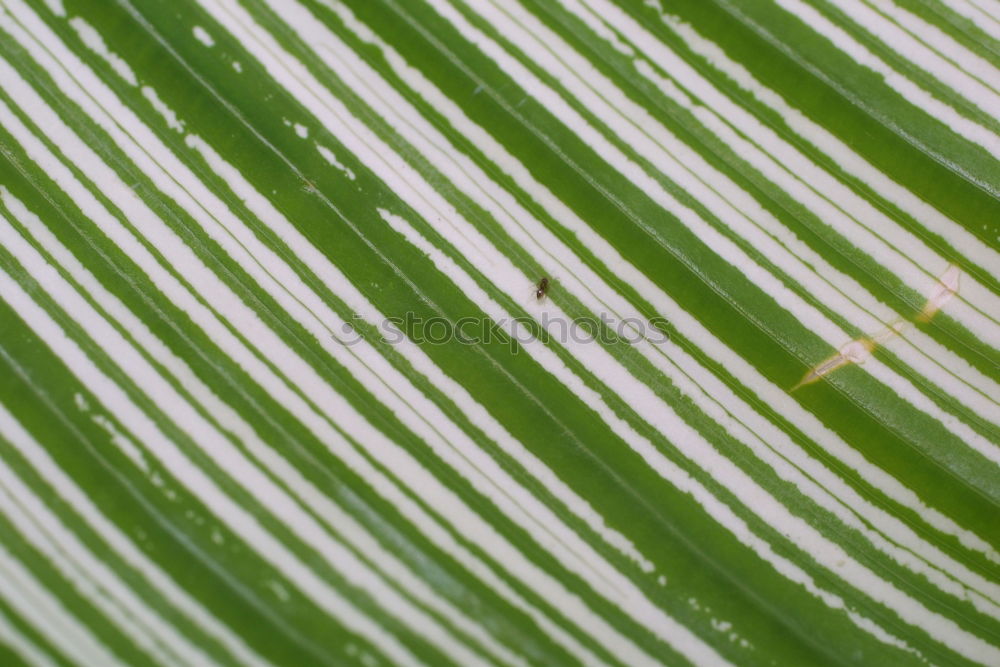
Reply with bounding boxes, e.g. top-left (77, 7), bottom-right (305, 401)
top-left (535, 277), bottom-right (550, 301)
